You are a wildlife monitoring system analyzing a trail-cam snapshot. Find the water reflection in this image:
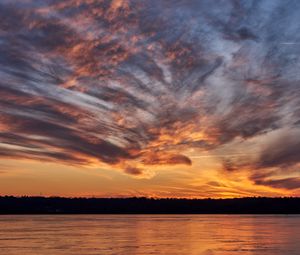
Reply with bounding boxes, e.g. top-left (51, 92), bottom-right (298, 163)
top-left (0, 215), bottom-right (299, 255)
